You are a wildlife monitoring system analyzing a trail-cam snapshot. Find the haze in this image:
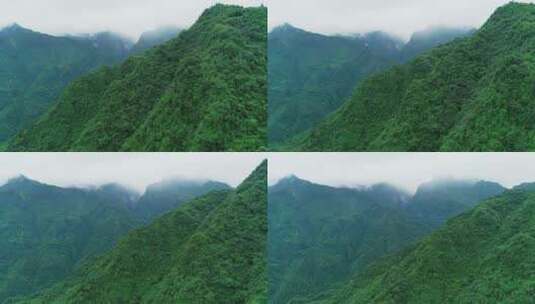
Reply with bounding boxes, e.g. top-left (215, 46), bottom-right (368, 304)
top-left (269, 153), bottom-right (535, 193)
top-left (0, 153), bottom-right (267, 193)
top-left (0, 0), bottom-right (264, 39)
top-left (269, 0), bottom-right (532, 40)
